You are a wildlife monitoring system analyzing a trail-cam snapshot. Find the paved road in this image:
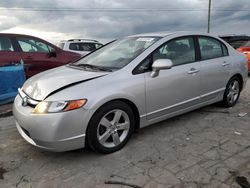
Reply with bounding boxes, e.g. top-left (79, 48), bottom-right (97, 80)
top-left (1, 78), bottom-right (250, 188)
